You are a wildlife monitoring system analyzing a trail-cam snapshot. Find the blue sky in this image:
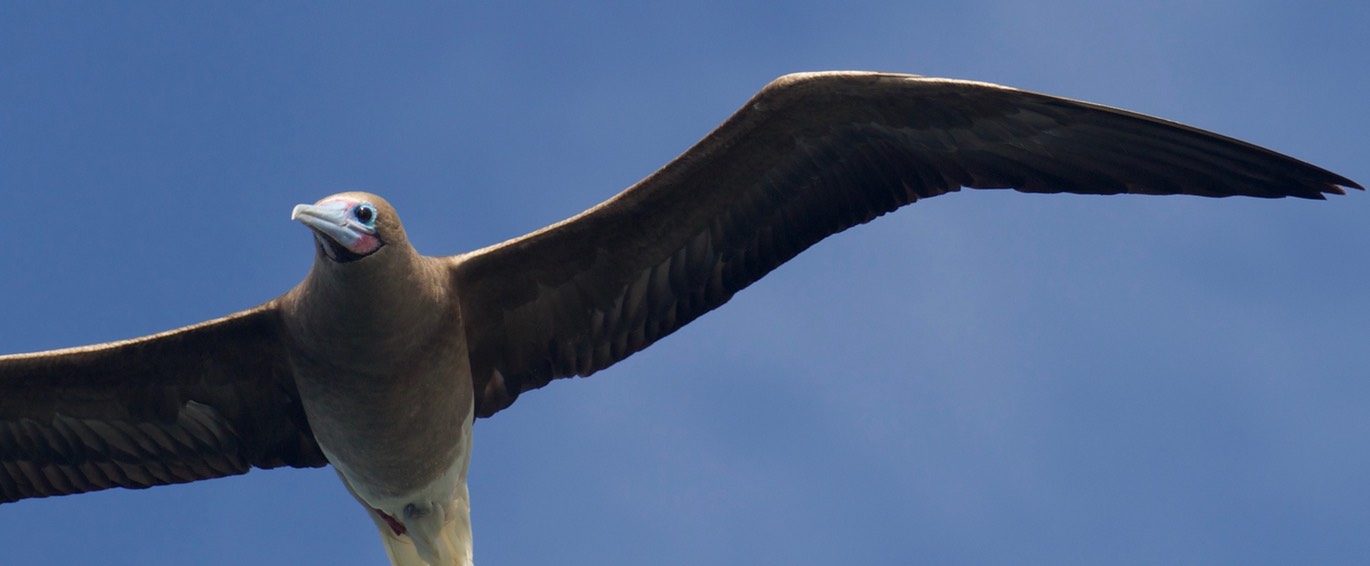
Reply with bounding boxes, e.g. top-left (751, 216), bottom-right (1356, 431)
top-left (2, 2), bottom-right (1367, 564)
